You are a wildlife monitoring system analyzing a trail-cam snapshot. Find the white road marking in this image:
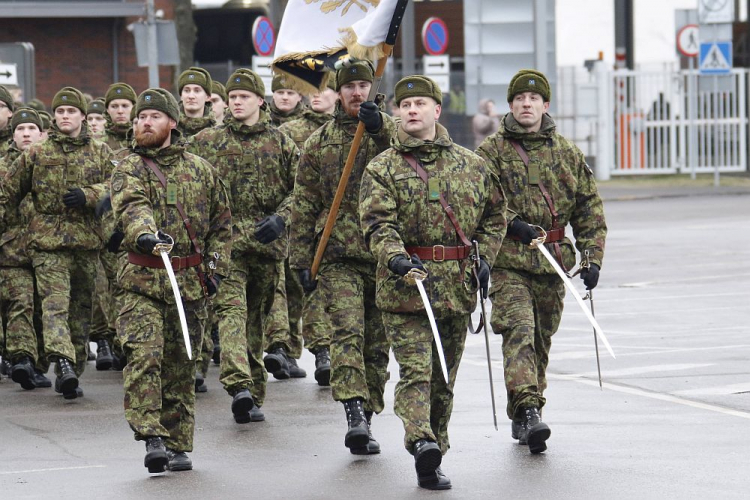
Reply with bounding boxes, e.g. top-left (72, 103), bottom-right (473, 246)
top-left (674, 382), bottom-right (750, 396)
top-left (551, 344), bottom-right (750, 361)
top-left (0, 465), bottom-right (106, 475)
top-left (558, 363), bottom-right (713, 378)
